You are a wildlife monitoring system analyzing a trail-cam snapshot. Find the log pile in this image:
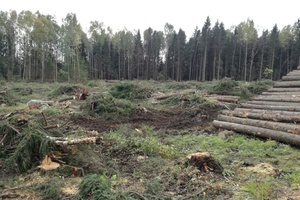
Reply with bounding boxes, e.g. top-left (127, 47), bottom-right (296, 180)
top-left (213, 69), bottom-right (300, 146)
